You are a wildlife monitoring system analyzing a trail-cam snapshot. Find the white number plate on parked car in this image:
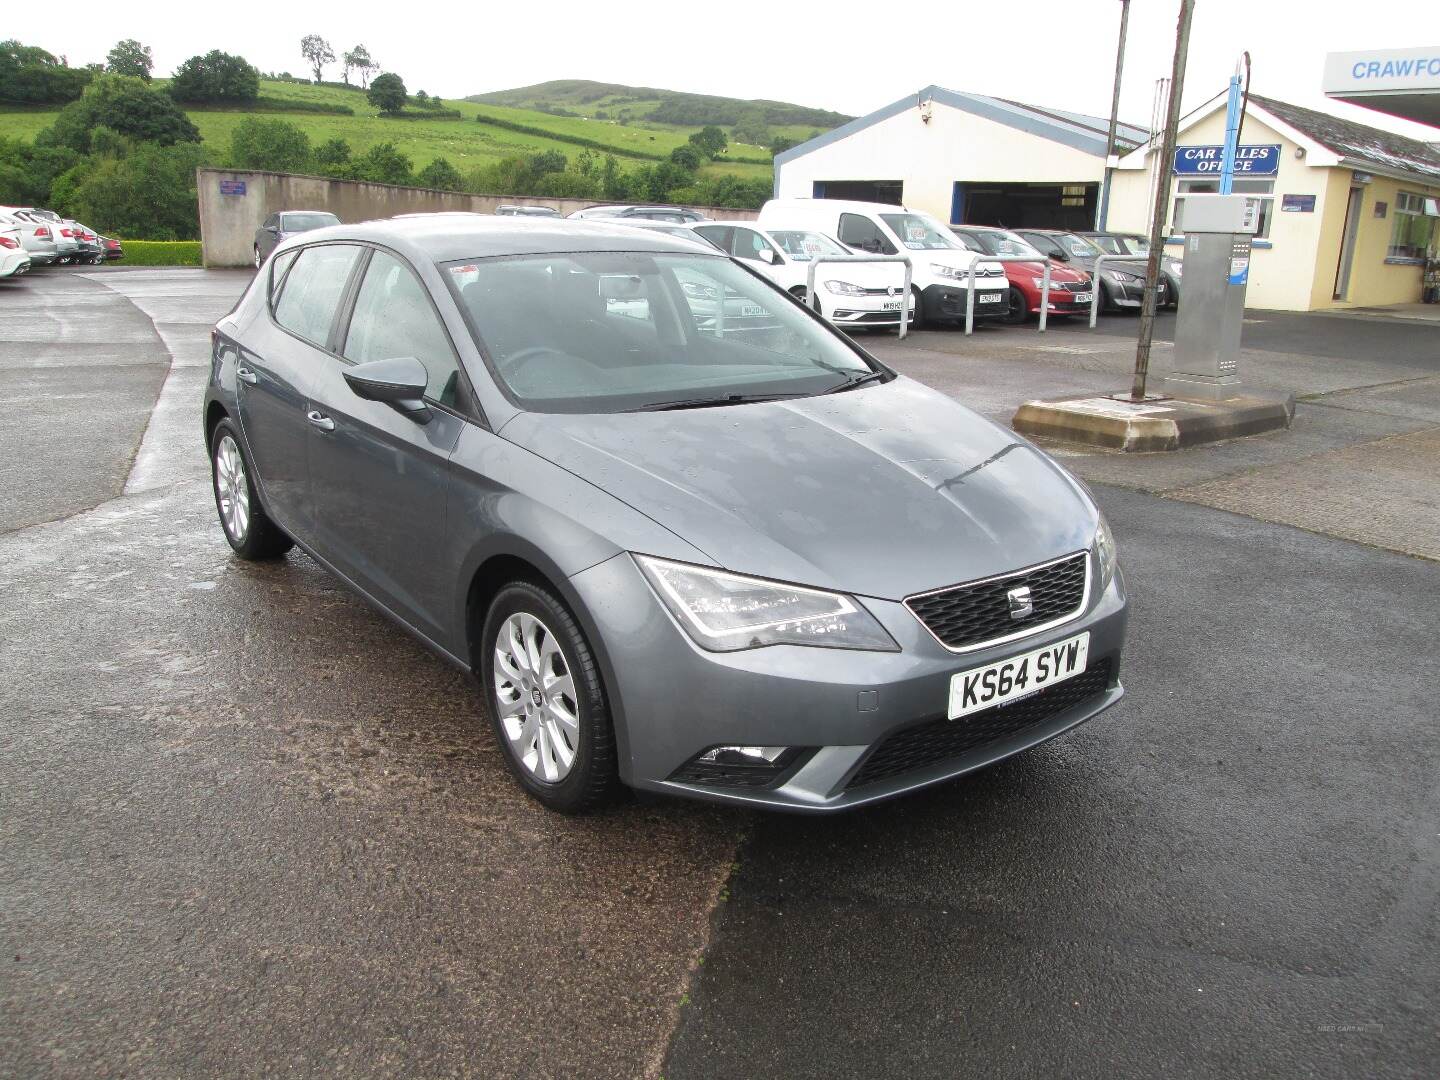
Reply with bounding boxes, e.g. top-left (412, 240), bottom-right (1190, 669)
top-left (977, 292), bottom-right (1003, 303)
top-left (882, 300), bottom-right (902, 310)
top-left (1073, 291), bottom-right (1093, 304)
top-left (947, 632), bottom-right (1090, 720)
